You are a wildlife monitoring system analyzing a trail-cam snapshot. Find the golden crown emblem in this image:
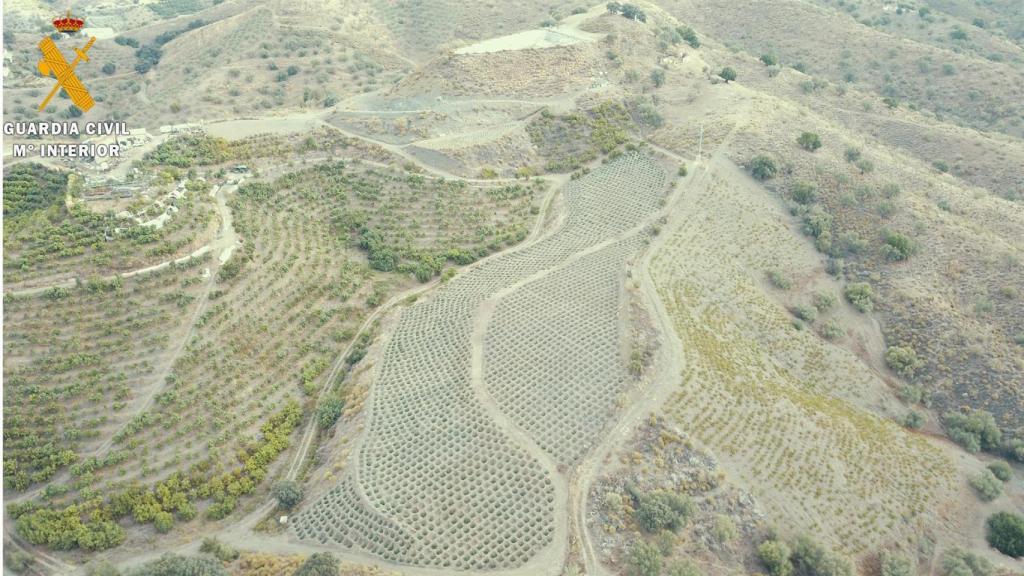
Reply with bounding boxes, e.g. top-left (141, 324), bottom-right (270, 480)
top-left (53, 10), bottom-right (85, 34)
